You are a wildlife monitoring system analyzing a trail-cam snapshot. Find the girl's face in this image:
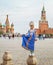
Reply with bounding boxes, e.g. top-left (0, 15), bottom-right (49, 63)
top-left (30, 25), bottom-right (34, 30)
